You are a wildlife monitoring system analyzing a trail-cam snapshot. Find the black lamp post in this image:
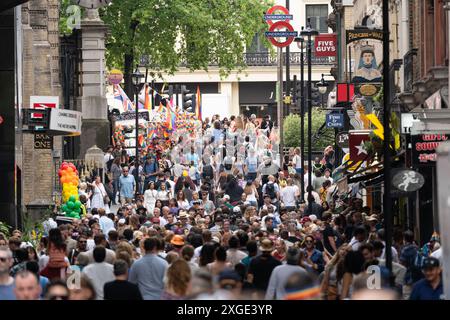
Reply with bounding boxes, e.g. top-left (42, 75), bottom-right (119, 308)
top-left (294, 35), bottom-right (305, 201)
top-left (316, 73), bottom-right (329, 108)
top-left (132, 66), bottom-right (144, 199)
top-left (300, 19), bottom-right (318, 213)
